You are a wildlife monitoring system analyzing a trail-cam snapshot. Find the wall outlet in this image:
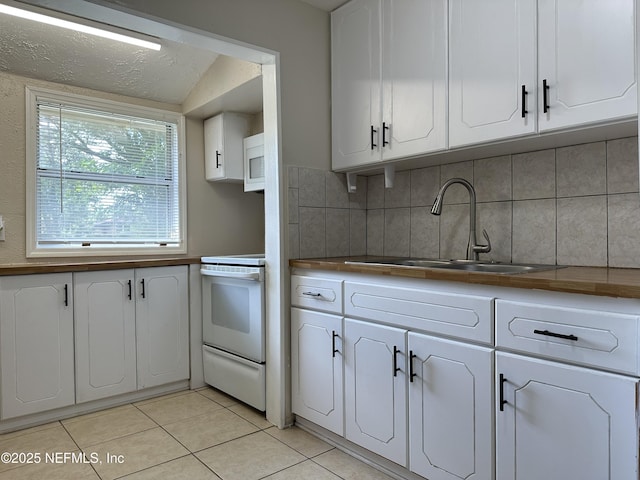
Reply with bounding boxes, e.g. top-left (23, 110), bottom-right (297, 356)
top-left (0, 215), bottom-right (5, 241)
